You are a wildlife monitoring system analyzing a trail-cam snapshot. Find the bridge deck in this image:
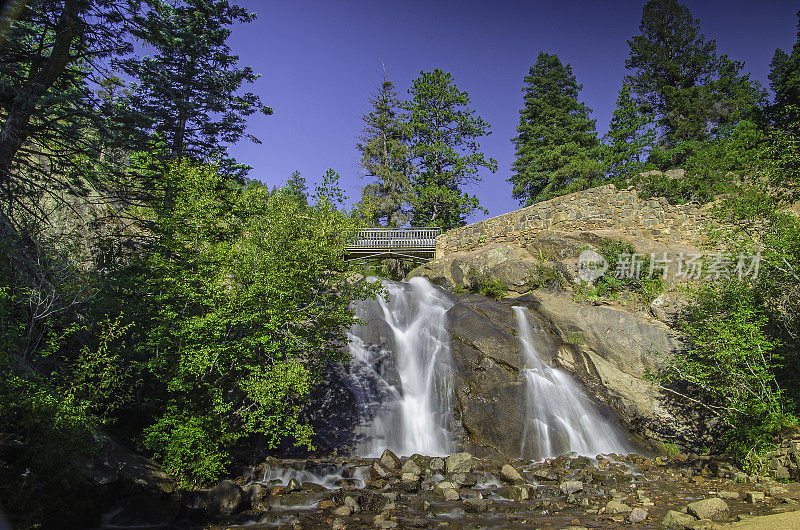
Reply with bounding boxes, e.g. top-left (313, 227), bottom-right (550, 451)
top-left (346, 228), bottom-right (441, 261)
